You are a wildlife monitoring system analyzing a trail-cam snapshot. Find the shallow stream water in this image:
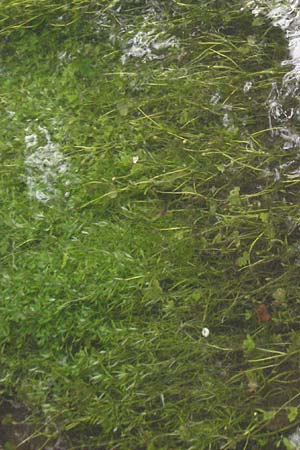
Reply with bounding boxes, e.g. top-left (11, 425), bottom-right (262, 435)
top-left (1, 1), bottom-right (300, 449)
